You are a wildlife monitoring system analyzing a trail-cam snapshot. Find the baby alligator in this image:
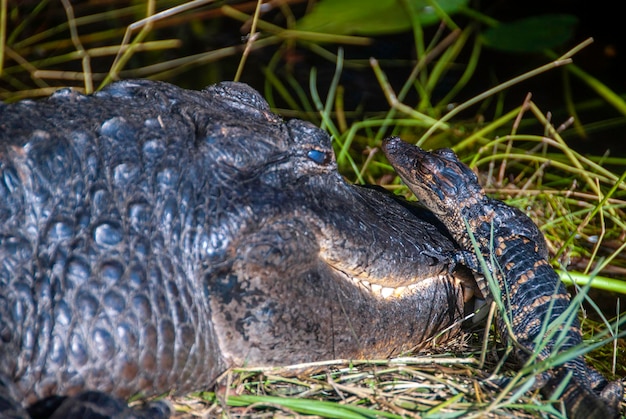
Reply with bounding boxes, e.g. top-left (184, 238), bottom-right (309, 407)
top-left (382, 137), bottom-right (623, 419)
